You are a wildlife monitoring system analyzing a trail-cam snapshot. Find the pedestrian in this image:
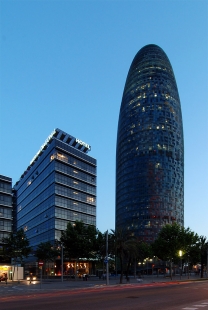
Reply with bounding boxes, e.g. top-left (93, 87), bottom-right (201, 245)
top-left (5, 273), bottom-right (7, 284)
